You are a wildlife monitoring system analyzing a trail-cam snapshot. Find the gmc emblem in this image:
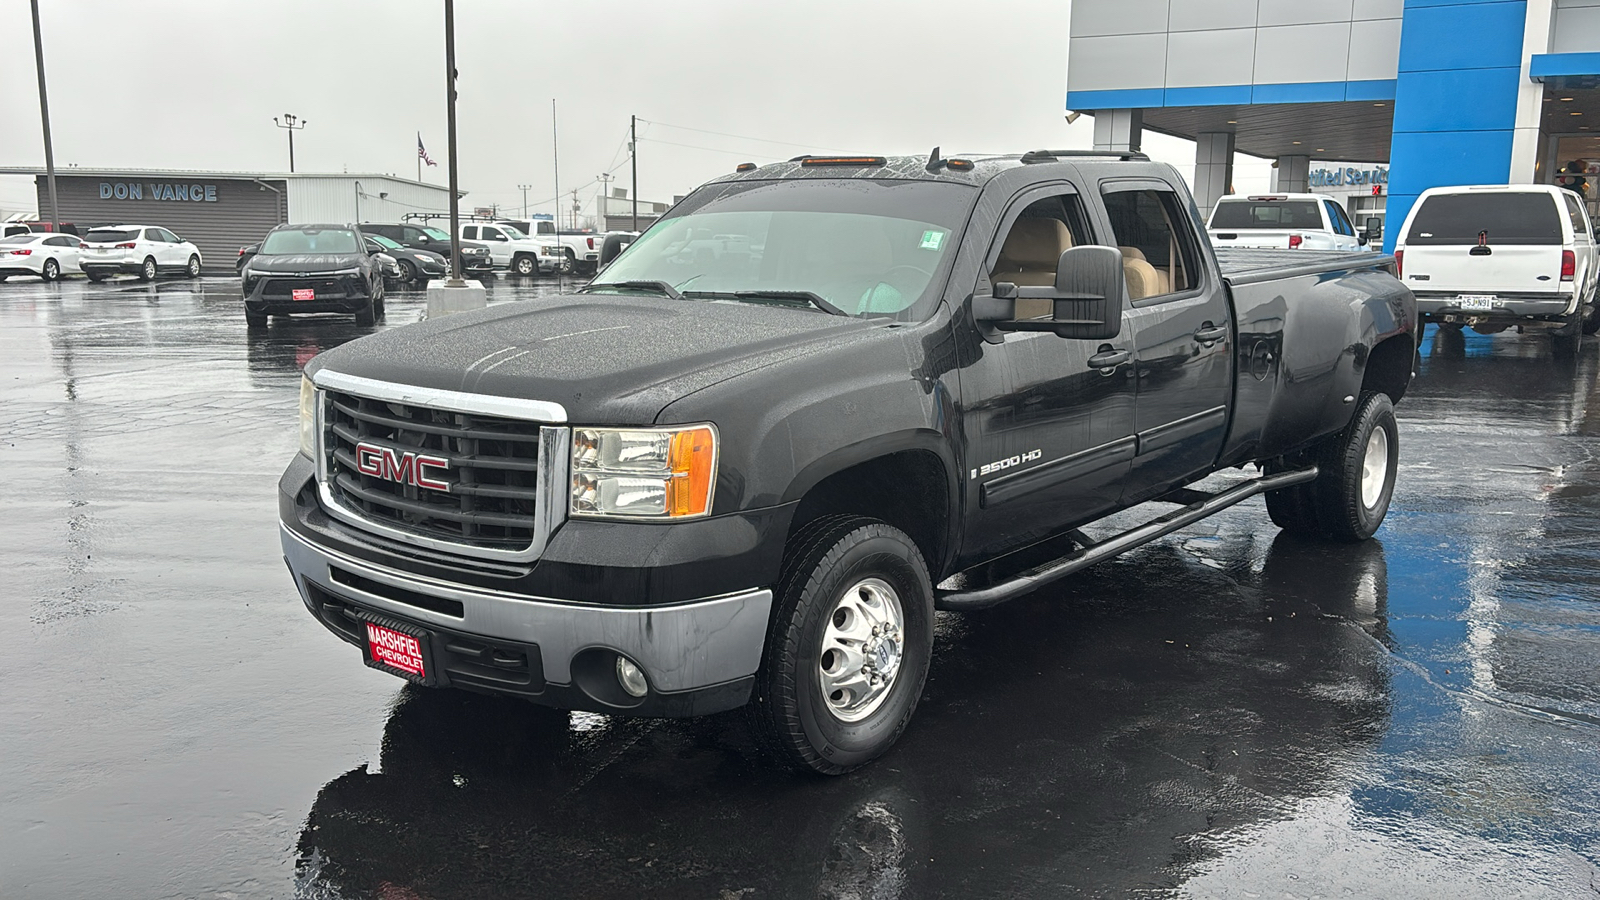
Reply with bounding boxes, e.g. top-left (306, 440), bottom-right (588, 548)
top-left (355, 441), bottom-right (450, 492)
